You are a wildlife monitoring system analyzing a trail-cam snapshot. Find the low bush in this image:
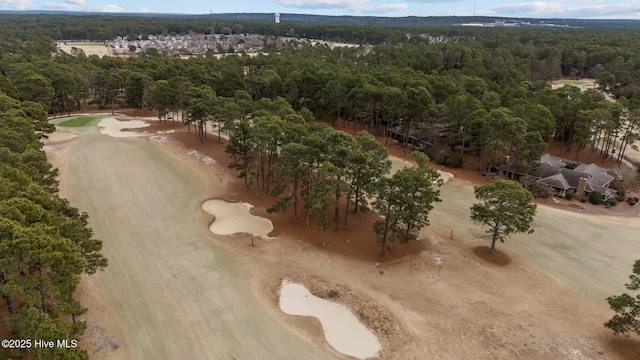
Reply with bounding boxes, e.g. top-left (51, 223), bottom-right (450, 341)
top-left (605, 197), bottom-right (618, 206)
top-left (433, 152), bottom-right (462, 168)
top-left (564, 191), bottom-right (574, 200)
top-left (529, 184), bottom-right (552, 198)
top-left (589, 191), bottom-right (602, 205)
